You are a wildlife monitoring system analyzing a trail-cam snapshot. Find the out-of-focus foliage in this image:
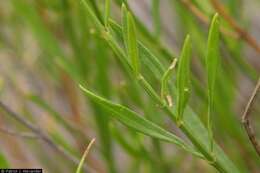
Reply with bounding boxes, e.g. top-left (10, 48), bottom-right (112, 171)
top-left (0, 0), bottom-right (259, 173)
